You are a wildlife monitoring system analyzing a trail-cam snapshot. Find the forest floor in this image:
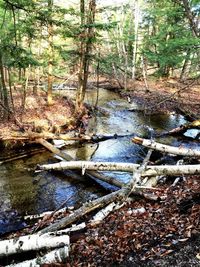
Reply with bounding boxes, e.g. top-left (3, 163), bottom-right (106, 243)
top-left (67, 176), bottom-right (200, 267)
top-left (0, 78), bottom-right (200, 266)
top-left (119, 77), bottom-right (200, 119)
top-left (0, 91), bottom-right (88, 143)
